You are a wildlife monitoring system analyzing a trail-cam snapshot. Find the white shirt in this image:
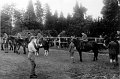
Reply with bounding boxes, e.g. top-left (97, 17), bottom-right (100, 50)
top-left (28, 39), bottom-right (37, 52)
